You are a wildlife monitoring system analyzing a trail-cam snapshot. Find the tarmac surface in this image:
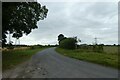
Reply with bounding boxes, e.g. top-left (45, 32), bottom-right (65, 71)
top-left (3, 47), bottom-right (118, 78)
